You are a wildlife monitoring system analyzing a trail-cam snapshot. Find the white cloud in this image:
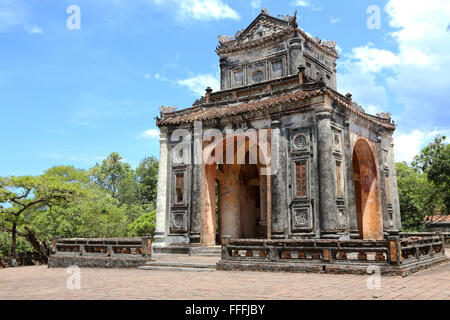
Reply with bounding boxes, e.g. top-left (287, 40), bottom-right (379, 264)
top-left (140, 129), bottom-right (160, 139)
top-left (393, 130), bottom-right (426, 163)
top-left (339, 0), bottom-right (450, 131)
top-left (0, 0), bottom-right (27, 32)
top-left (177, 73), bottom-right (220, 96)
top-left (393, 128), bottom-right (450, 163)
top-left (24, 25), bottom-right (43, 34)
top-left (330, 18), bottom-right (341, 24)
top-left (155, 0), bottom-right (239, 21)
top-left (291, 0), bottom-right (310, 7)
top-left (250, 0), bottom-right (262, 10)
